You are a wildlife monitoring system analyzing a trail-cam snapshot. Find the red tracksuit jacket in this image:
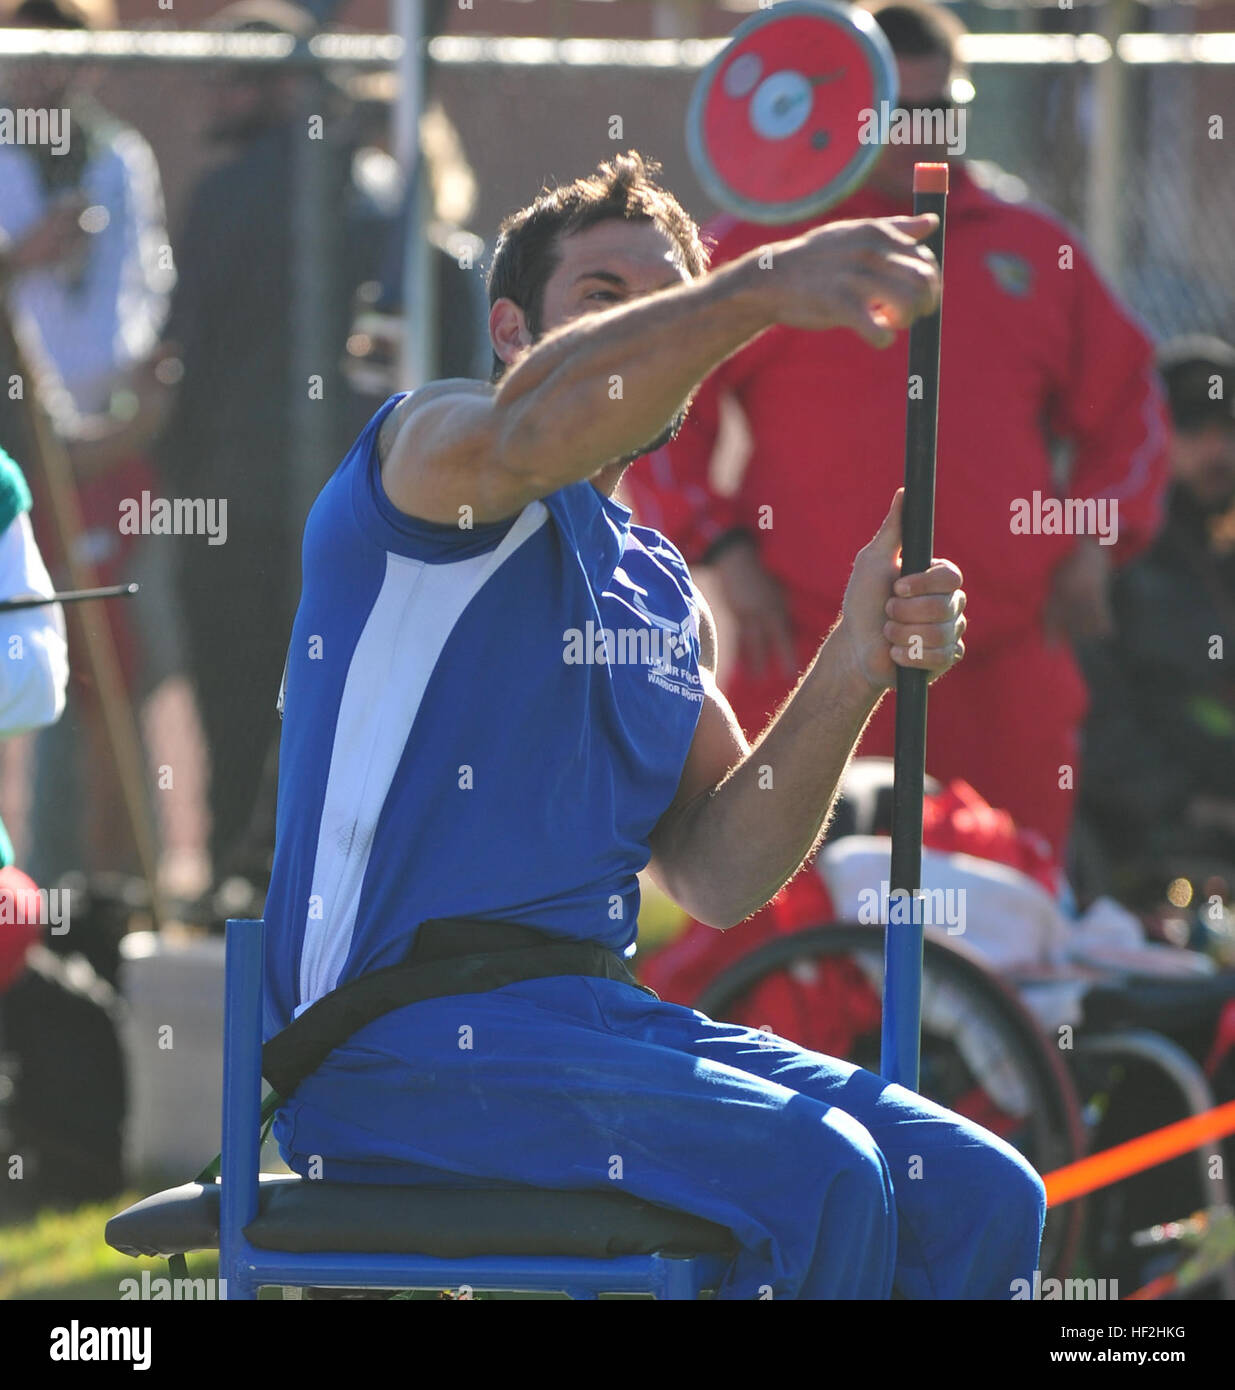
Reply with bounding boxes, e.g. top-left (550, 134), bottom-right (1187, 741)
top-left (628, 160), bottom-right (1168, 663)
top-left (626, 161), bottom-right (1169, 856)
